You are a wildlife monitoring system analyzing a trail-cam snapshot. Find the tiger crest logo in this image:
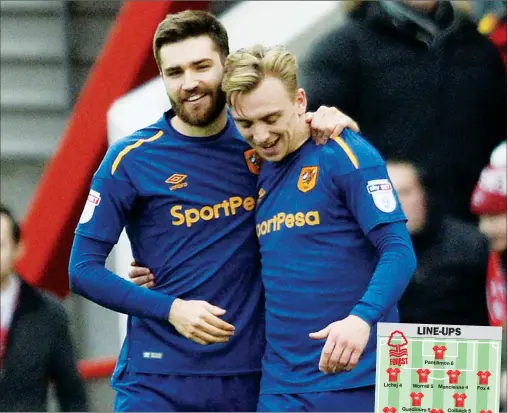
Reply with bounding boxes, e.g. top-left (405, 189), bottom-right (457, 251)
top-left (297, 166), bottom-right (319, 193)
top-left (244, 149), bottom-right (262, 175)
